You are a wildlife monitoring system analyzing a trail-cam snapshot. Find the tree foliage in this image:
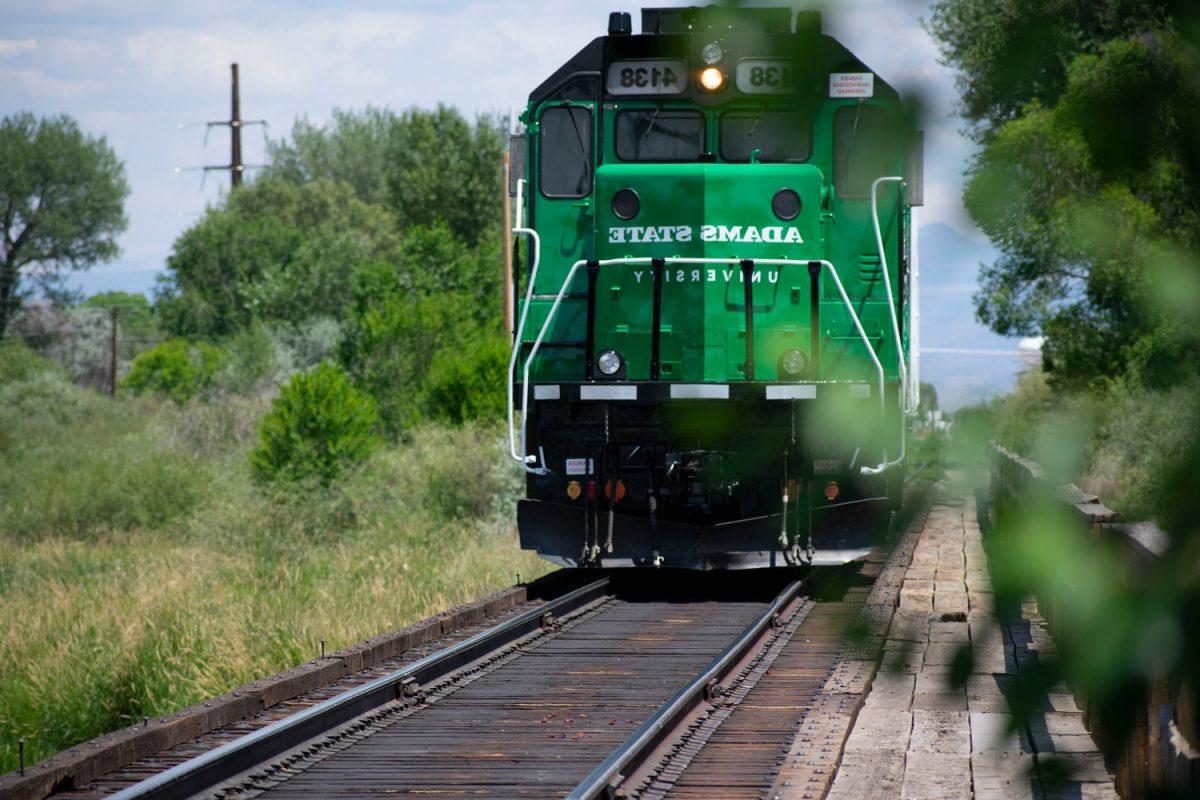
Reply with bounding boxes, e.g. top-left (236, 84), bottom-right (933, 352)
top-left (338, 256), bottom-right (482, 435)
top-left (421, 333), bottom-right (509, 425)
top-left (266, 107), bottom-right (395, 206)
top-left (268, 105), bottom-right (505, 246)
top-left (83, 291), bottom-right (159, 357)
top-left (0, 112), bottom-right (129, 336)
top-left (157, 104), bottom-right (509, 430)
top-left (385, 105), bottom-right (504, 247)
top-left (156, 177), bottom-right (399, 338)
top-left (928, 1), bottom-right (1200, 387)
